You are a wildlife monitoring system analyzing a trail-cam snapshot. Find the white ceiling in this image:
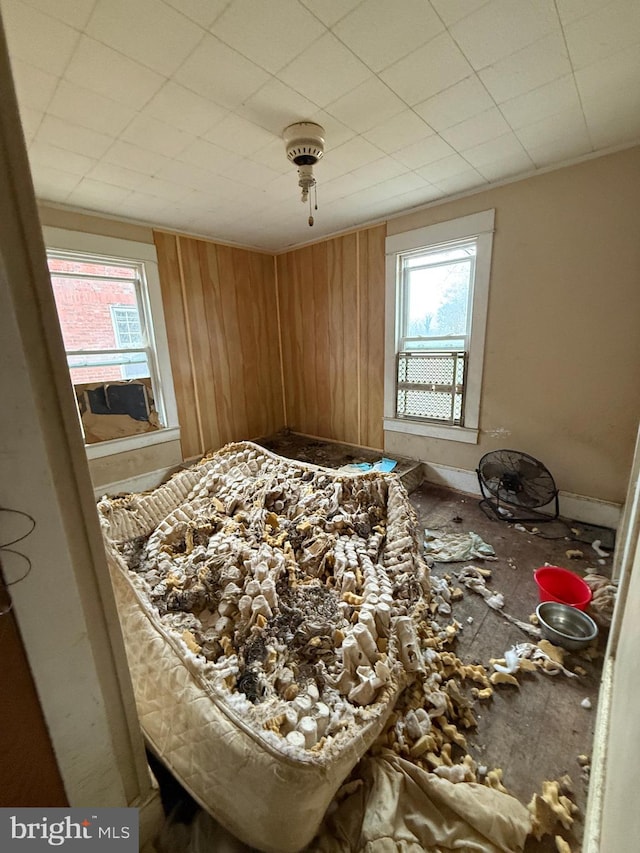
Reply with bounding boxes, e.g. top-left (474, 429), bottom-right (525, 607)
top-left (2, 0), bottom-right (639, 252)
